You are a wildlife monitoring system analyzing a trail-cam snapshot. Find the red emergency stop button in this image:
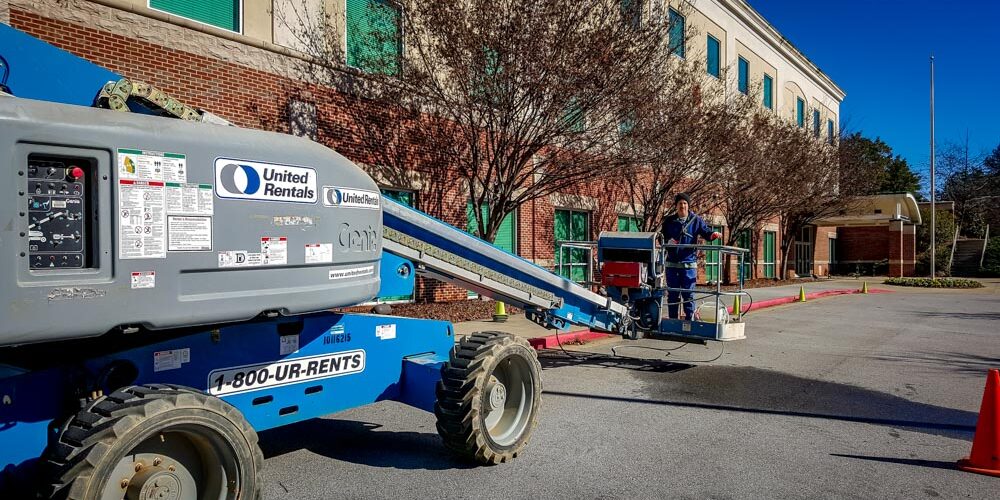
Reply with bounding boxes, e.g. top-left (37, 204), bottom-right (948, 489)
top-left (68, 166), bottom-right (84, 180)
